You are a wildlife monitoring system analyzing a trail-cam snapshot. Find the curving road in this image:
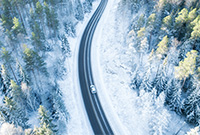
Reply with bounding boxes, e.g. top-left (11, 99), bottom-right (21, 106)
top-left (78, 0), bottom-right (113, 134)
